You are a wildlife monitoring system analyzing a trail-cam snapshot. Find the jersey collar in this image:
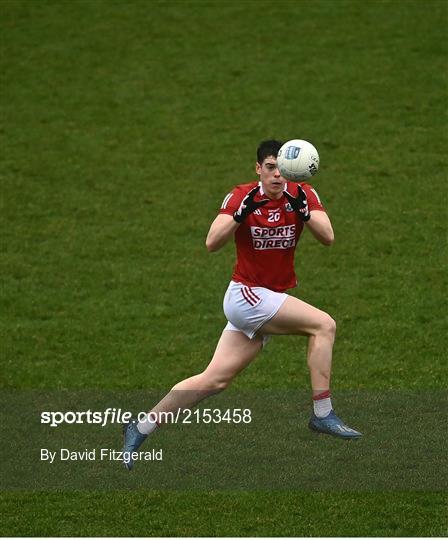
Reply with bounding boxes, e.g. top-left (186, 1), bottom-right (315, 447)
top-left (258, 181), bottom-right (289, 196)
